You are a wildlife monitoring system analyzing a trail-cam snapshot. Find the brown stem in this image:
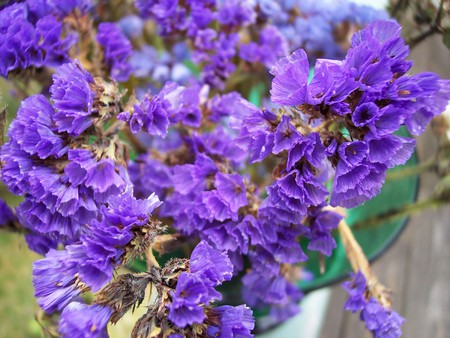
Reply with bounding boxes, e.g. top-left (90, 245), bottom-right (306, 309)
top-left (386, 157), bottom-right (436, 181)
top-left (338, 218), bottom-right (391, 307)
top-left (353, 197), bottom-right (444, 230)
top-left (0, 220), bottom-right (29, 235)
top-left (390, 0), bottom-right (409, 17)
top-left (407, 0), bottom-right (445, 48)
